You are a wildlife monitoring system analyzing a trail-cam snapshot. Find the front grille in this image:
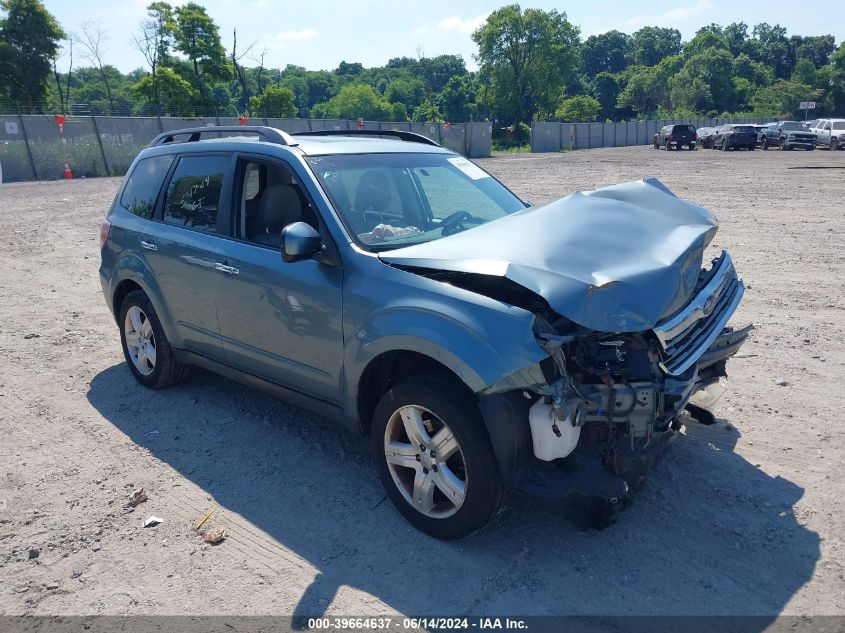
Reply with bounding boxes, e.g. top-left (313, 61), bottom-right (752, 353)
top-left (653, 251), bottom-right (744, 376)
